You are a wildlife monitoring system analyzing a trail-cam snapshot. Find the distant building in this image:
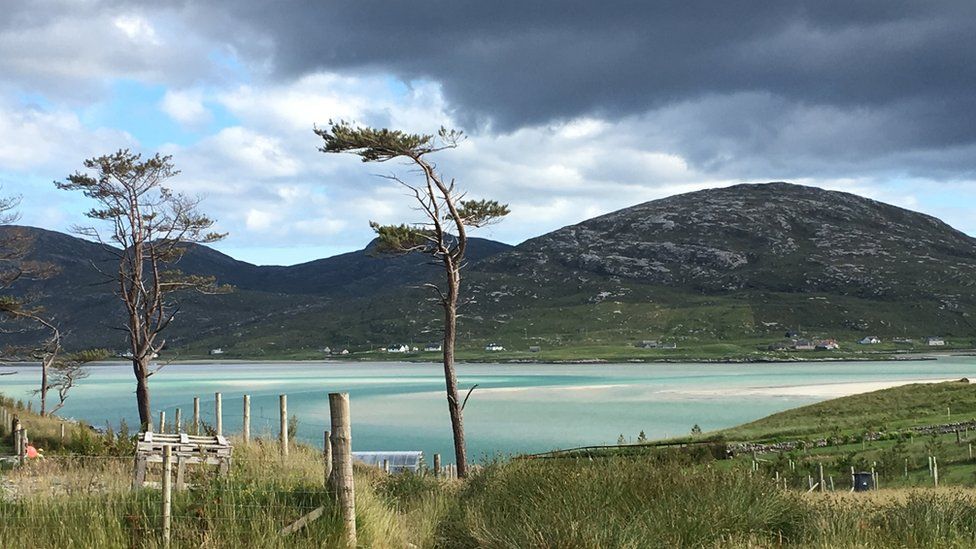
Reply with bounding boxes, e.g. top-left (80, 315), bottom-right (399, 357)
top-left (661, 342), bottom-right (677, 350)
top-left (423, 343), bottom-right (442, 352)
top-left (926, 337), bottom-right (946, 346)
top-left (815, 339), bottom-right (839, 350)
top-left (386, 344), bottom-right (410, 353)
top-left (768, 341), bottom-right (790, 351)
top-left (528, 345), bottom-right (541, 353)
top-left (339, 349), bottom-right (350, 355)
top-left (209, 348), bottom-right (224, 355)
top-left (785, 330), bottom-right (800, 338)
top-left (635, 340), bottom-right (659, 349)
top-left (321, 346), bottom-right (332, 354)
top-left (892, 338), bottom-right (914, 344)
top-left (858, 336), bottom-right (881, 345)
top-left (485, 343), bottom-right (505, 352)
top-left (793, 339), bottom-right (815, 351)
